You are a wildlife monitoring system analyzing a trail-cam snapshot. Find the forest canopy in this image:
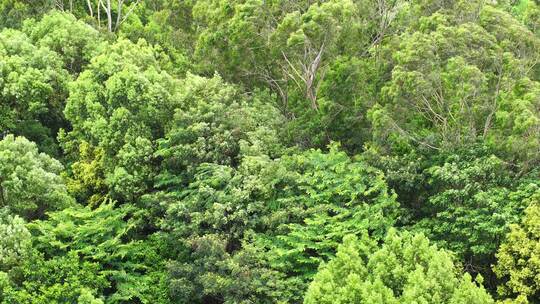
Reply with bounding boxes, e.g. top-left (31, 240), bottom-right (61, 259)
top-left (0, 0), bottom-right (539, 303)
